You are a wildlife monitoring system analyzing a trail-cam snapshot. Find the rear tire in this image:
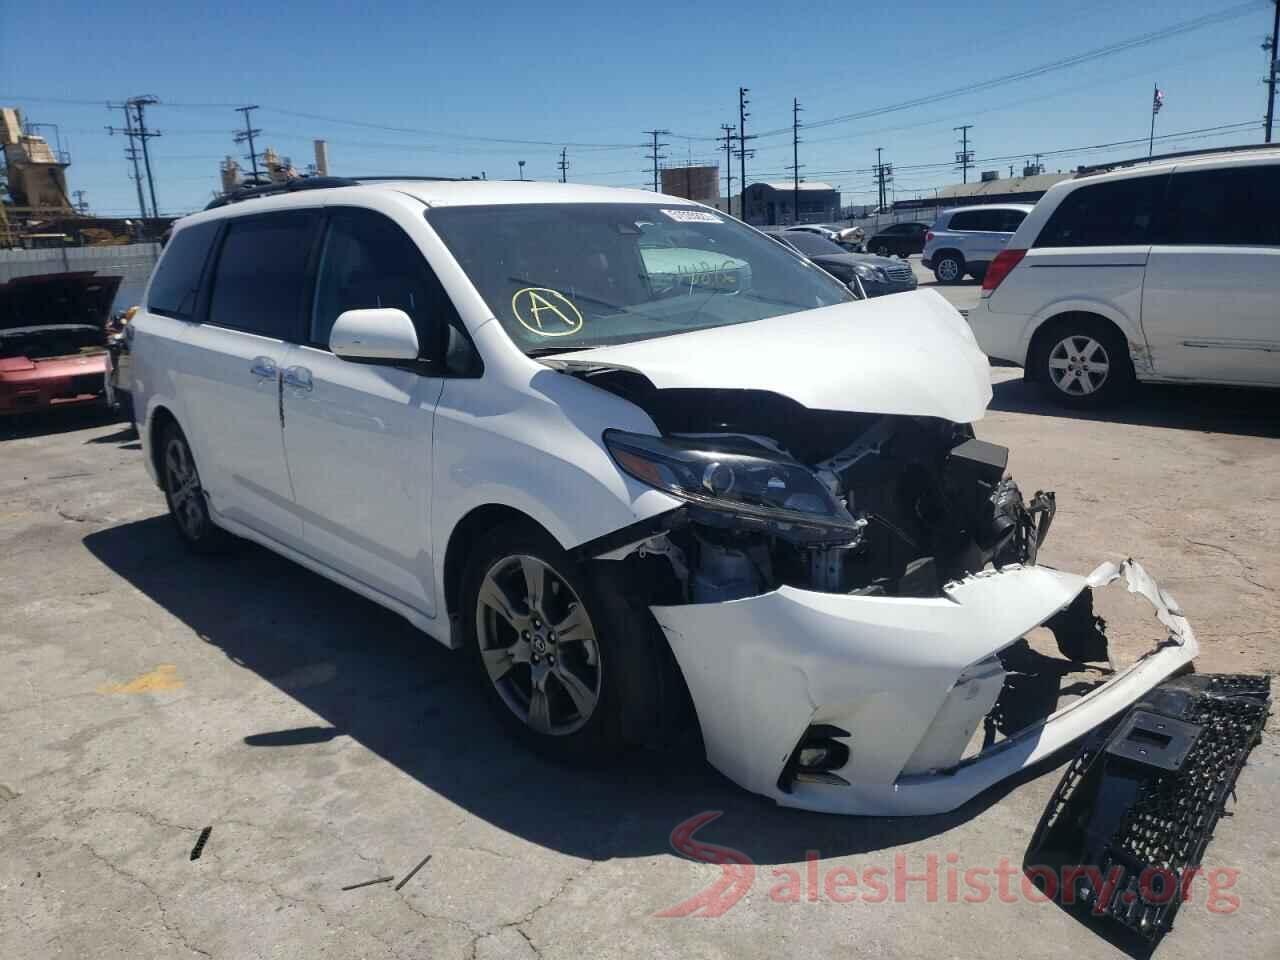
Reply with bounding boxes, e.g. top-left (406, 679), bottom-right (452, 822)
top-left (932, 252), bottom-right (964, 284)
top-left (160, 422), bottom-right (230, 553)
top-left (1033, 317), bottom-right (1134, 408)
top-left (875, 244), bottom-right (890, 257)
top-left (461, 522), bottom-right (668, 764)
